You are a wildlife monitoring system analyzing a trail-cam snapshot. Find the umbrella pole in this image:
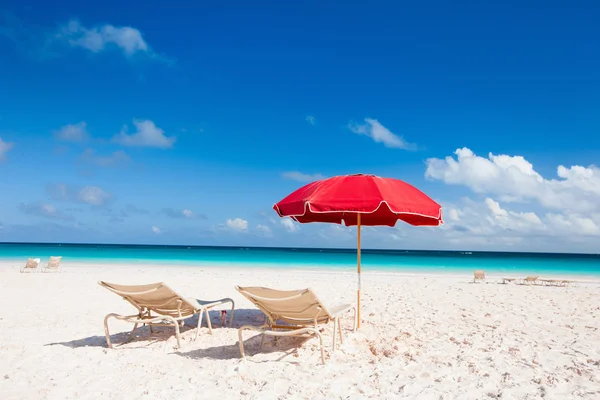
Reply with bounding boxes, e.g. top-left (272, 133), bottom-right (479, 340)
top-left (357, 213), bottom-right (361, 329)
